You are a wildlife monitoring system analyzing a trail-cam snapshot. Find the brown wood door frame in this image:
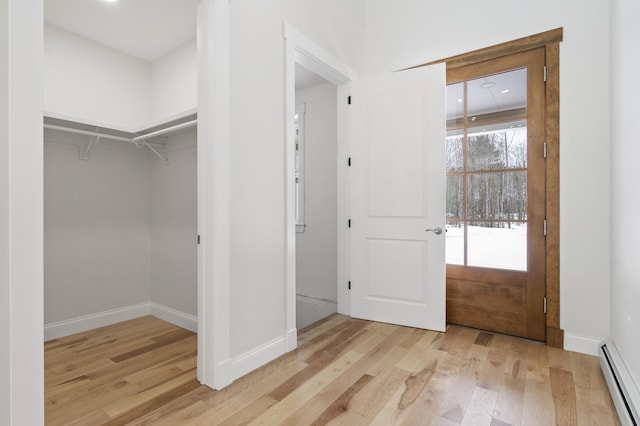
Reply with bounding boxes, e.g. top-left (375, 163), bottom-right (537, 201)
top-left (412, 28), bottom-right (563, 346)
